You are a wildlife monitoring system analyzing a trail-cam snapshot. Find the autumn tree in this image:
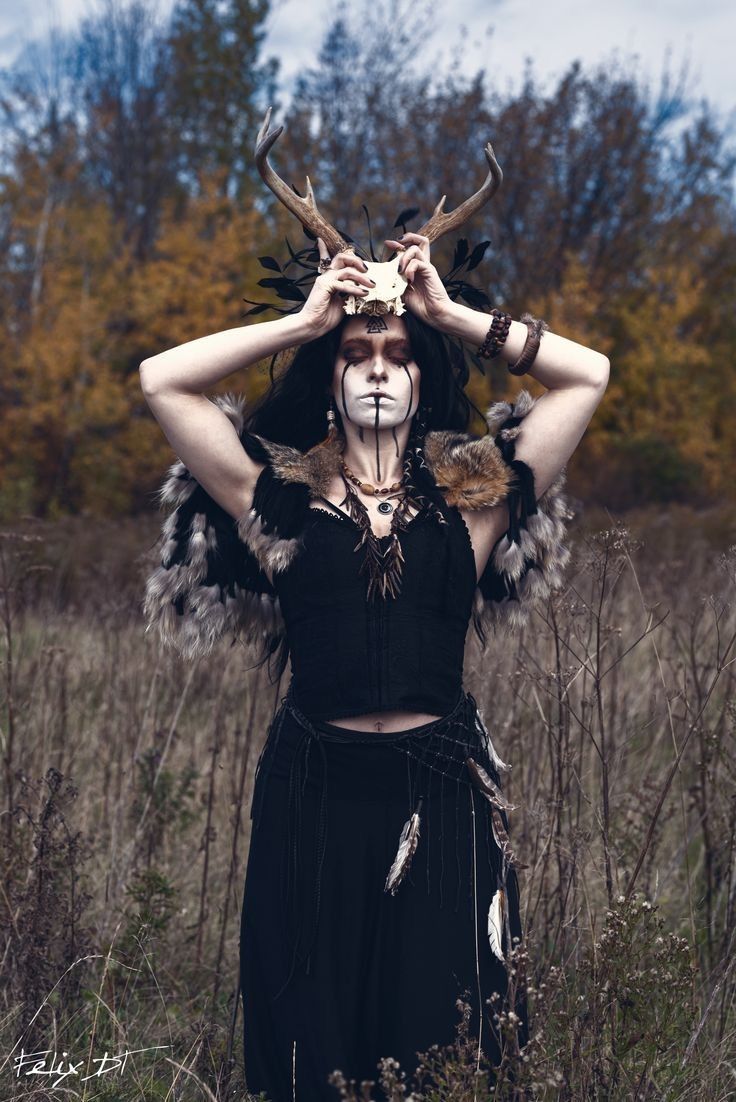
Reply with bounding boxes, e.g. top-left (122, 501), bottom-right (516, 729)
top-left (0, 0), bottom-right (734, 516)
top-left (275, 5), bottom-right (736, 506)
top-left (0, 0), bottom-right (277, 516)
top-left (166, 0), bottom-right (278, 202)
